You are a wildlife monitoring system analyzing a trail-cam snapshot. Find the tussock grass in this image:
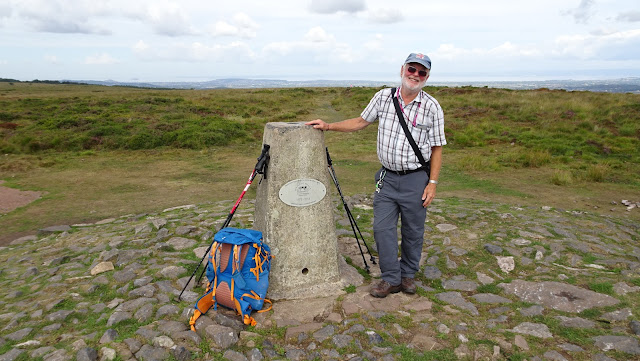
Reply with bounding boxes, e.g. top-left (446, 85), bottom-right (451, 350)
top-left (498, 148), bottom-right (552, 168)
top-left (551, 169), bottom-right (574, 186)
top-left (585, 163), bottom-right (610, 182)
top-left (457, 154), bottom-right (500, 172)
